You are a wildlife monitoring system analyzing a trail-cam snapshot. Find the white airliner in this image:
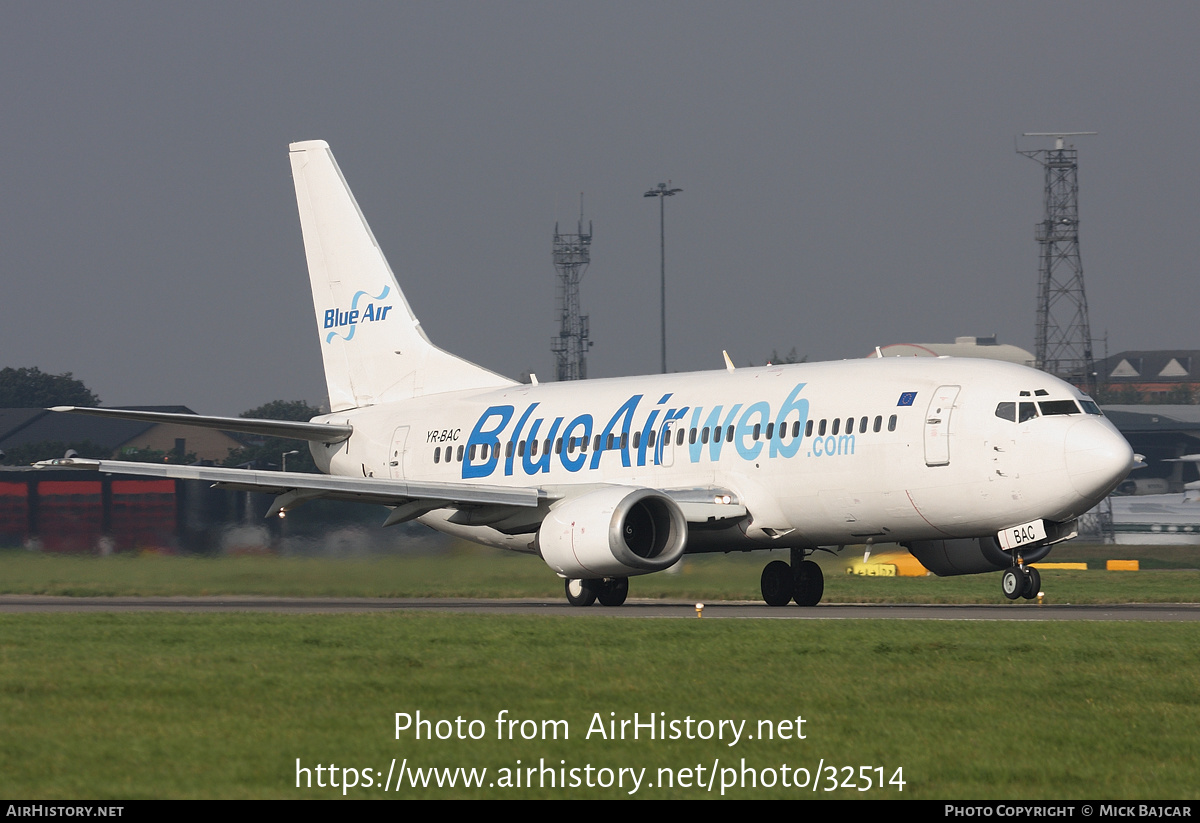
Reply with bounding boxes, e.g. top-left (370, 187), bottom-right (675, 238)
top-left (42, 140), bottom-right (1136, 606)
